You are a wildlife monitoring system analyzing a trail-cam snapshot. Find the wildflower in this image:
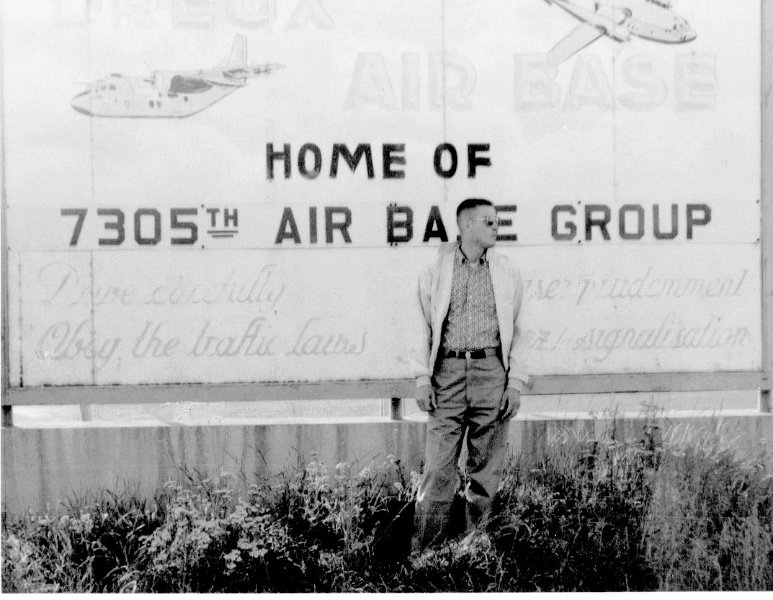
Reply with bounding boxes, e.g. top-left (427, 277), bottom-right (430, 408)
top-left (4, 534), bottom-right (21, 555)
top-left (224, 549), bottom-right (242, 571)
